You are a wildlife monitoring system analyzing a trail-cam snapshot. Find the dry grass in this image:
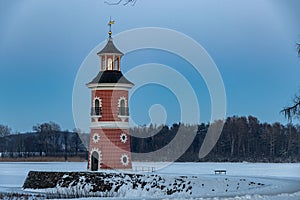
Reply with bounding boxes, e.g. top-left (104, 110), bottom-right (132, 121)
top-left (0, 156), bottom-right (86, 162)
top-left (0, 192), bottom-right (45, 199)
